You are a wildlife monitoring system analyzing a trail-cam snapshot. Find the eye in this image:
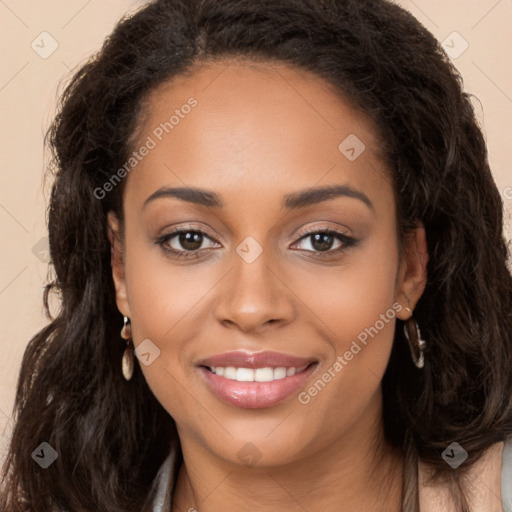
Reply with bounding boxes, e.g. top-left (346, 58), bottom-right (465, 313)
top-left (155, 227), bottom-right (219, 259)
top-left (292, 228), bottom-right (357, 257)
